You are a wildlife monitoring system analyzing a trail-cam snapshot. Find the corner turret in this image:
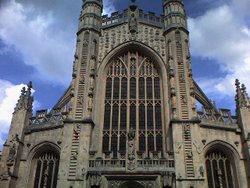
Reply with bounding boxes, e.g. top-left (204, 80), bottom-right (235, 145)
top-left (78, 0), bottom-right (103, 34)
top-left (163, 0), bottom-right (187, 33)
